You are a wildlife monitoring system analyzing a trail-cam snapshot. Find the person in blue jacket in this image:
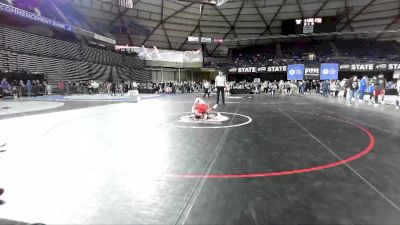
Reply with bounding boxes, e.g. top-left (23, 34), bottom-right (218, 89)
top-left (367, 78), bottom-right (375, 105)
top-left (322, 80), bottom-right (330, 98)
top-left (359, 76), bottom-right (368, 102)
